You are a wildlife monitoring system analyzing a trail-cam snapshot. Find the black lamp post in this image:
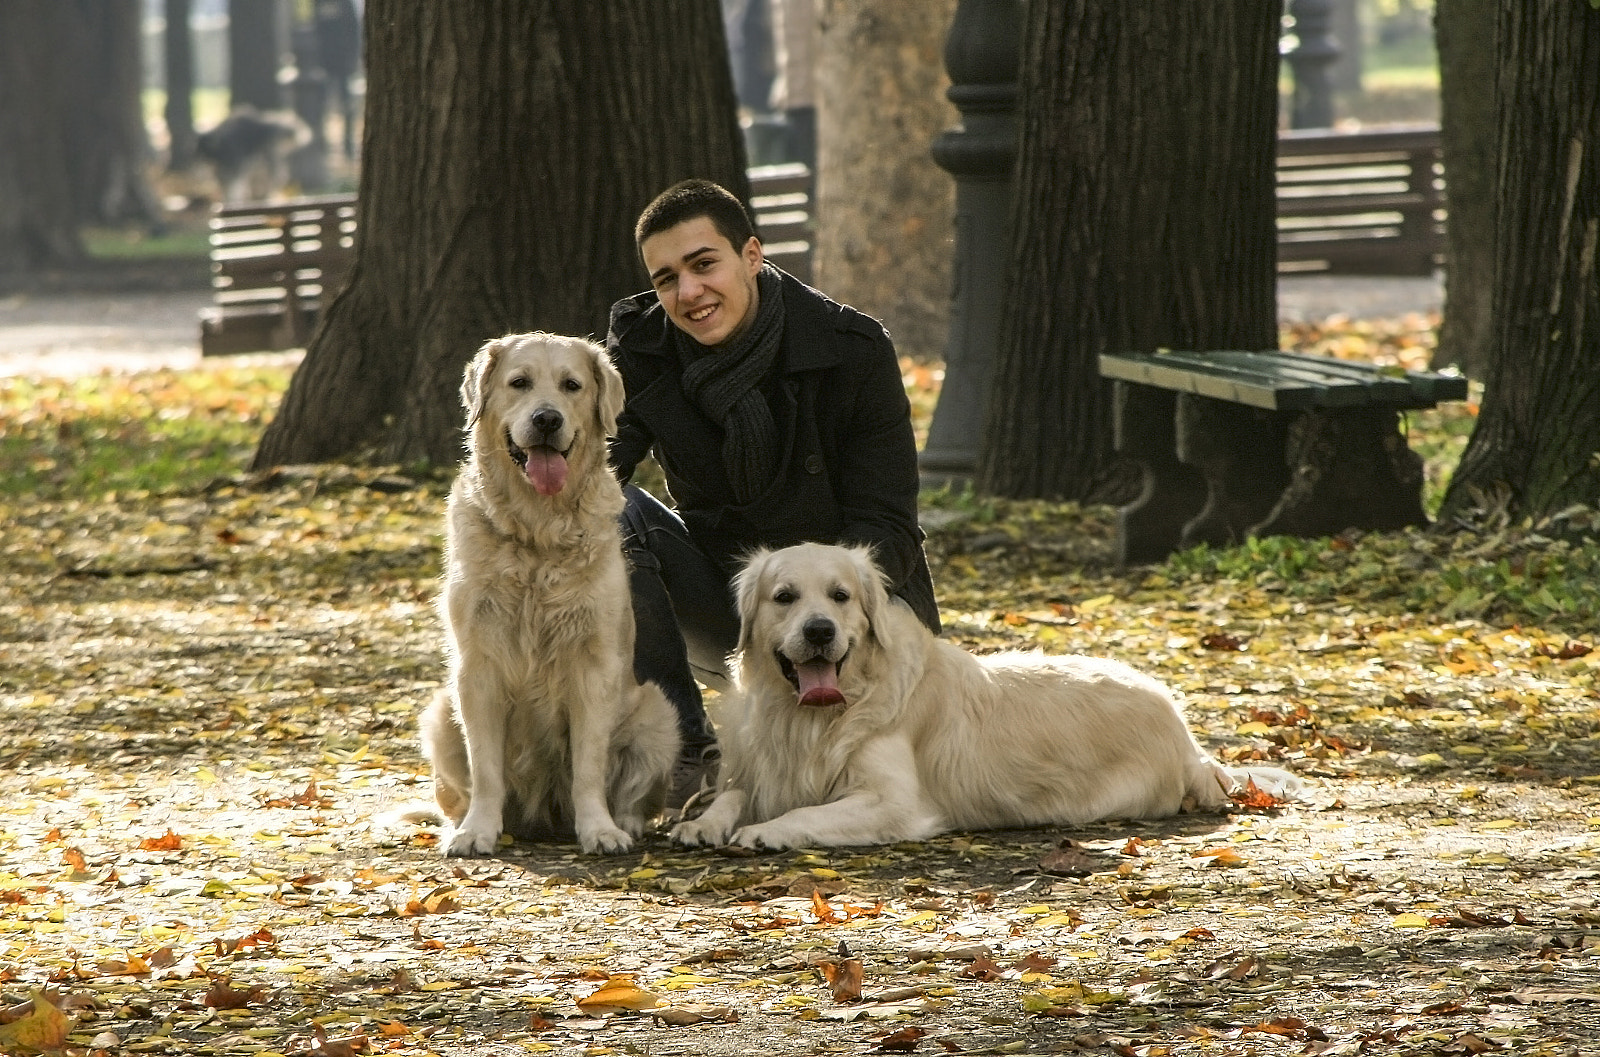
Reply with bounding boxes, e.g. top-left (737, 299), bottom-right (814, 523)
top-left (1285, 0), bottom-right (1341, 129)
top-left (920, 0), bottom-right (1023, 485)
